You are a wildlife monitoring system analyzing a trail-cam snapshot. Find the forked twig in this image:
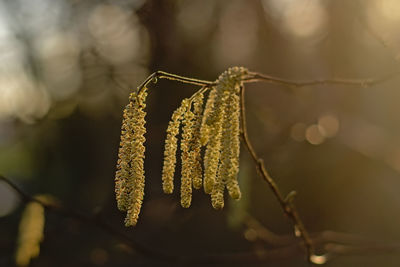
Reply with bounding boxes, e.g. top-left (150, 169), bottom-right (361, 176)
top-left (239, 85), bottom-right (315, 261)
